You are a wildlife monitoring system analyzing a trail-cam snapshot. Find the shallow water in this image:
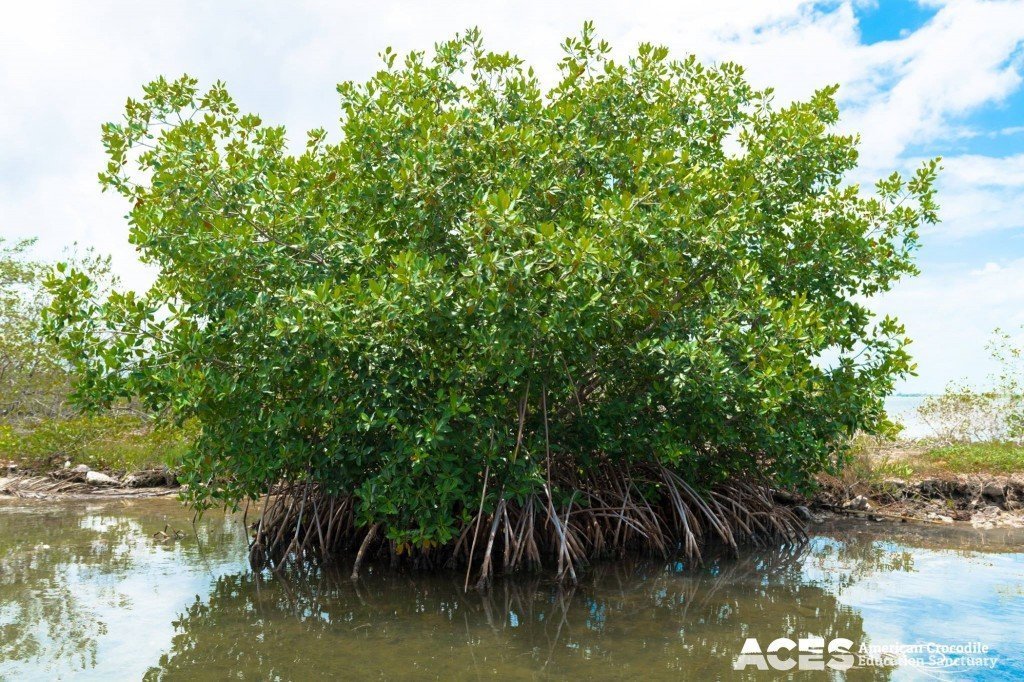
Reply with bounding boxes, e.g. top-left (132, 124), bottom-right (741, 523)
top-left (0, 499), bottom-right (1021, 680)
